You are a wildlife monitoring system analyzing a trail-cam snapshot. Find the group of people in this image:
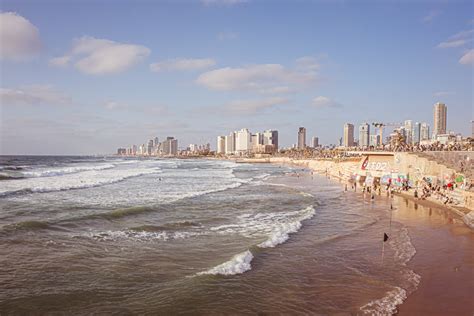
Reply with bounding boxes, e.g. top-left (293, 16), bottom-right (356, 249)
top-left (415, 178), bottom-right (457, 205)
